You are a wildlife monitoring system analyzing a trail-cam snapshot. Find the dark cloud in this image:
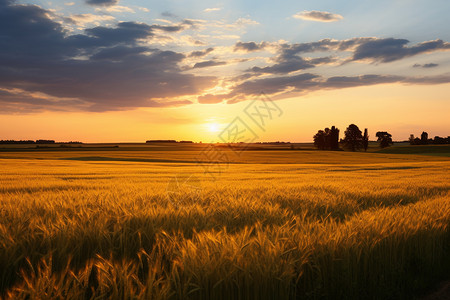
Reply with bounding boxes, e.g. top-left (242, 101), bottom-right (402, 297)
top-left (161, 11), bottom-right (177, 18)
top-left (150, 24), bottom-right (185, 32)
top-left (189, 47), bottom-right (214, 57)
top-left (0, 0), bottom-right (216, 112)
top-left (323, 74), bottom-right (403, 88)
top-left (248, 56), bottom-right (335, 75)
top-left (273, 37), bottom-right (449, 64)
top-left (84, 22), bottom-right (153, 45)
top-left (413, 63), bottom-right (439, 68)
top-left (229, 73), bottom-right (319, 97)
top-left (85, 0), bottom-right (118, 7)
top-left (243, 37), bottom-right (448, 77)
top-left (248, 58), bottom-right (314, 74)
top-left (234, 41), bottom-right (266, 52)
top-left (352, 38), bottom-right (450, 63)
top-left (90, 46), bottom-right (149, 60)
top-left (223, 73), bottom-right (450, 103)
top-left (0, 89), bottom-right (88, 113)
top-left (193, 60), bottom-right (227, 68)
